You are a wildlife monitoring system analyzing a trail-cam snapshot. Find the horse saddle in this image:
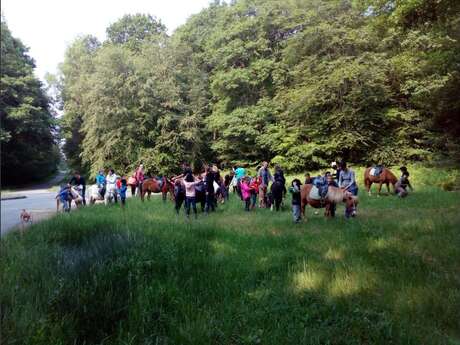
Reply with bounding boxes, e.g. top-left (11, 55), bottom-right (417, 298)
top-left (309, 186), bottom-right (329, 200)
top-left (153, 177), bottom-right (164, 189)
top-left (370, 166), bottom-right (384, 177)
